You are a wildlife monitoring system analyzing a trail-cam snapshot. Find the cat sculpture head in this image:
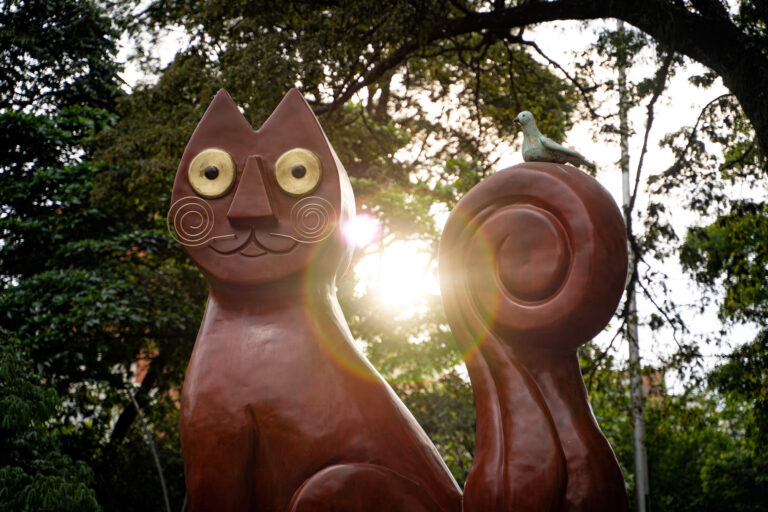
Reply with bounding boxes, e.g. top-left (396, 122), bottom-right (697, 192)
top-left (169, 89), bottom-right (355, 287)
